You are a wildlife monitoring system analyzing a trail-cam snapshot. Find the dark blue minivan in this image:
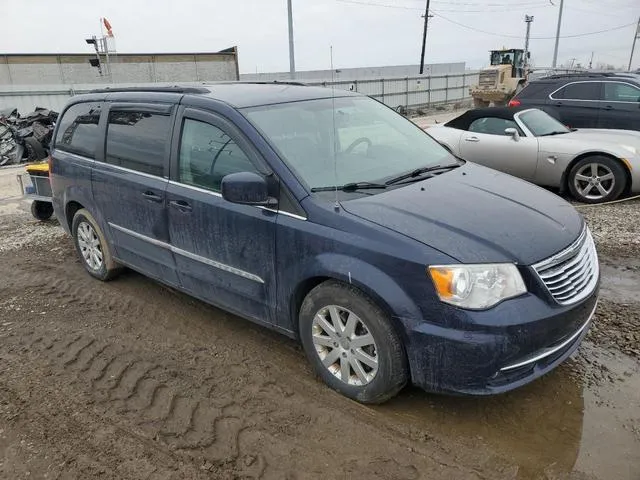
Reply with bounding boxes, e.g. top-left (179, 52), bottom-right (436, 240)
top-left (50, 84), bottom-right (600, 403)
